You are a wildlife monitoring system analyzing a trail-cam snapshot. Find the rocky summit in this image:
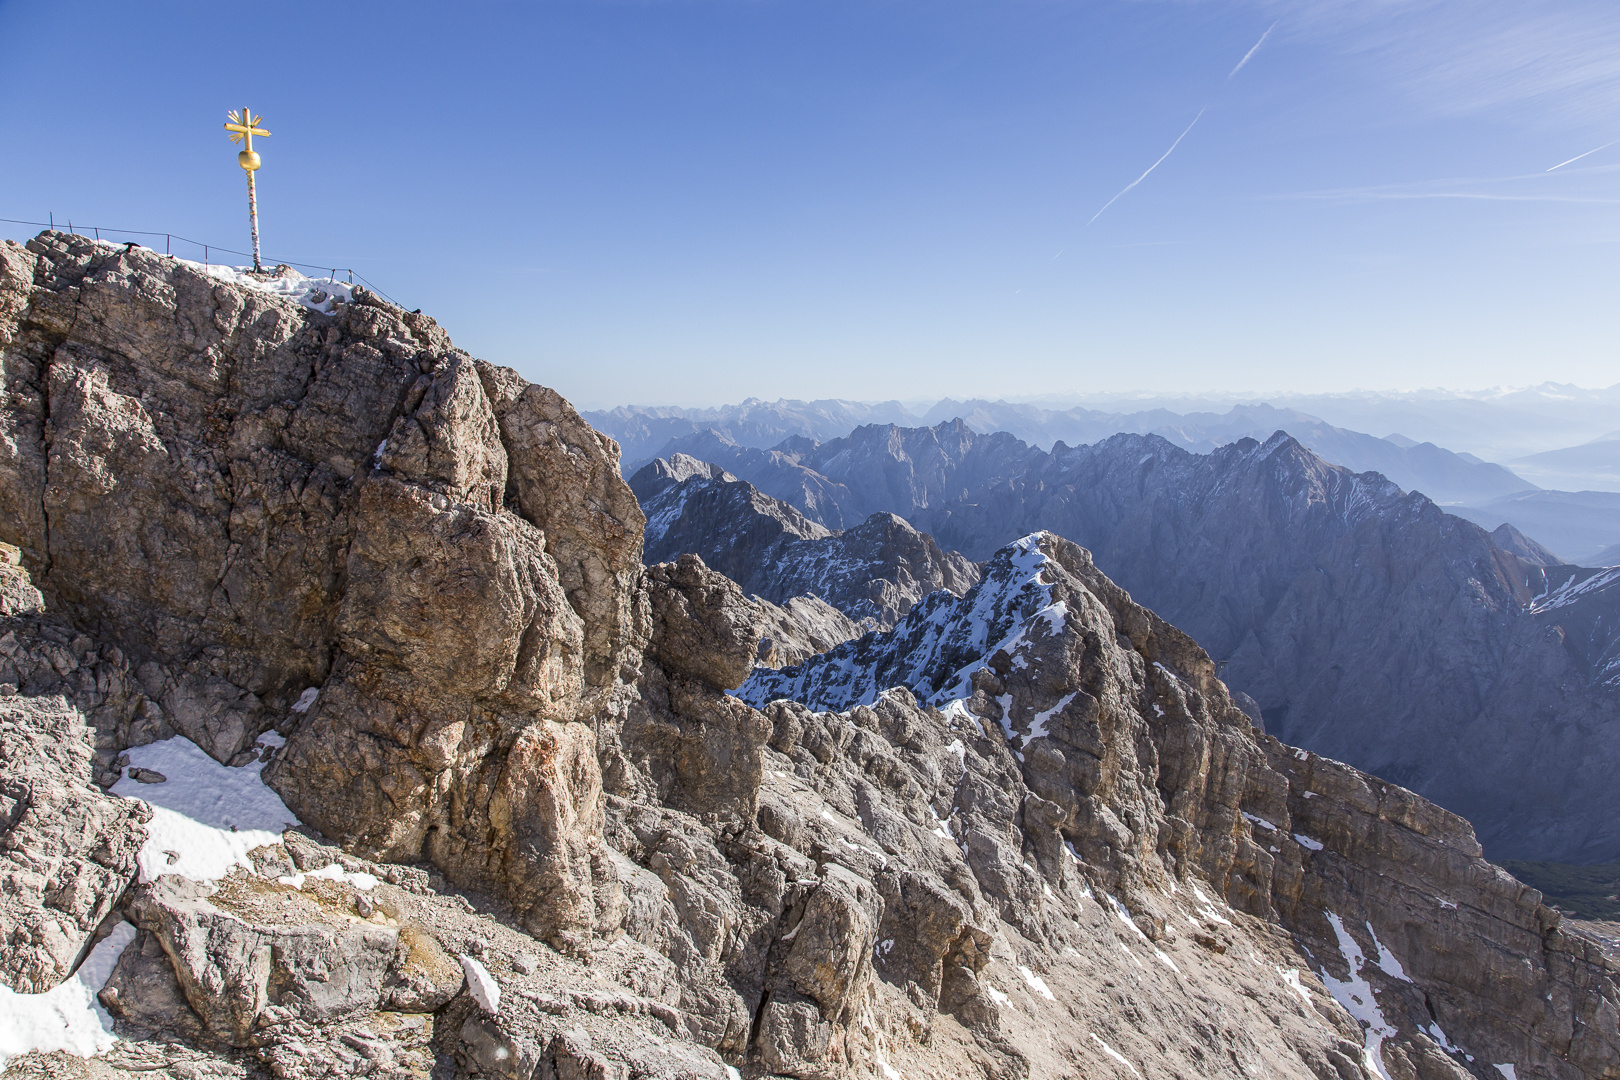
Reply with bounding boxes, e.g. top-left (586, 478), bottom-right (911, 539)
top-left (1, 231), bottom-right (1619, 1080)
